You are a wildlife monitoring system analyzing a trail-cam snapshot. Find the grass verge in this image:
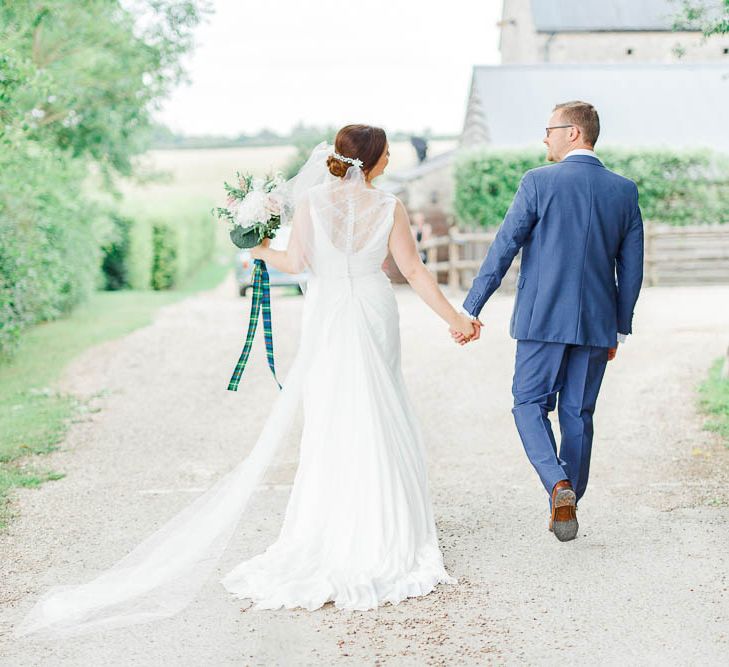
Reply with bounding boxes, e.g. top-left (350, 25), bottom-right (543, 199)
top-left (0, 257), bottom-right (230, 529)
top-left (698, 357), bottom-right (729, 444)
